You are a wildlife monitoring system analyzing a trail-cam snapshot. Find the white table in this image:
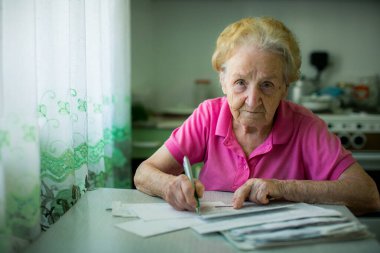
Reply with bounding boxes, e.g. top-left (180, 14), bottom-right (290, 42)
top-left (23, 188), bottom-right (380, 253)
